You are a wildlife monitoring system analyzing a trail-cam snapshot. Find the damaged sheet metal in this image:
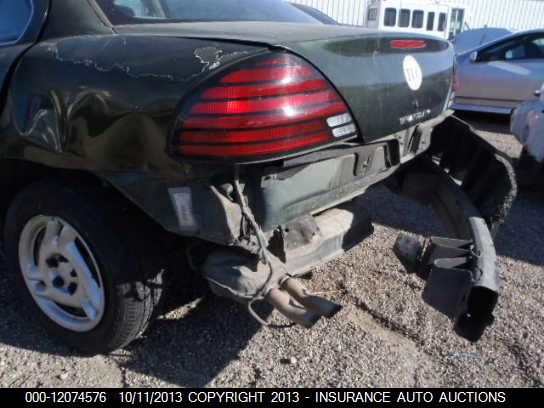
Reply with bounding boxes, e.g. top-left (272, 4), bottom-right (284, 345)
top-left (194, 46), bottom-right (249, 72)
top-left (1, 32), bottom-right (265, 234)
